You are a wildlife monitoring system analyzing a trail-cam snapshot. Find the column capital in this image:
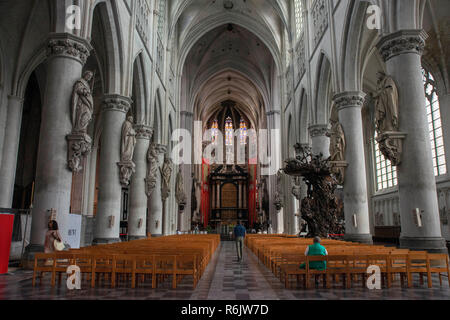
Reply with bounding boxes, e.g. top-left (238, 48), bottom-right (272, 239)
top-left (155, 144), bottom-right (167, 154)
top-left (7, 95), bottom-right (24, 103)
top-left (308, 124), bottom-right (330, 137)
top-left (333, 91), bottom-right (366, 111)
top-left (47, 33), bottom-right (92, 65)
top-left (180, 111), bottom-right (194, 118)
top-left (102, 94), bottom-right (132, 113)
top-left (377, 29), bottom-right (428, 62)
top-left (135, 124), bottom-right (153, 140)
